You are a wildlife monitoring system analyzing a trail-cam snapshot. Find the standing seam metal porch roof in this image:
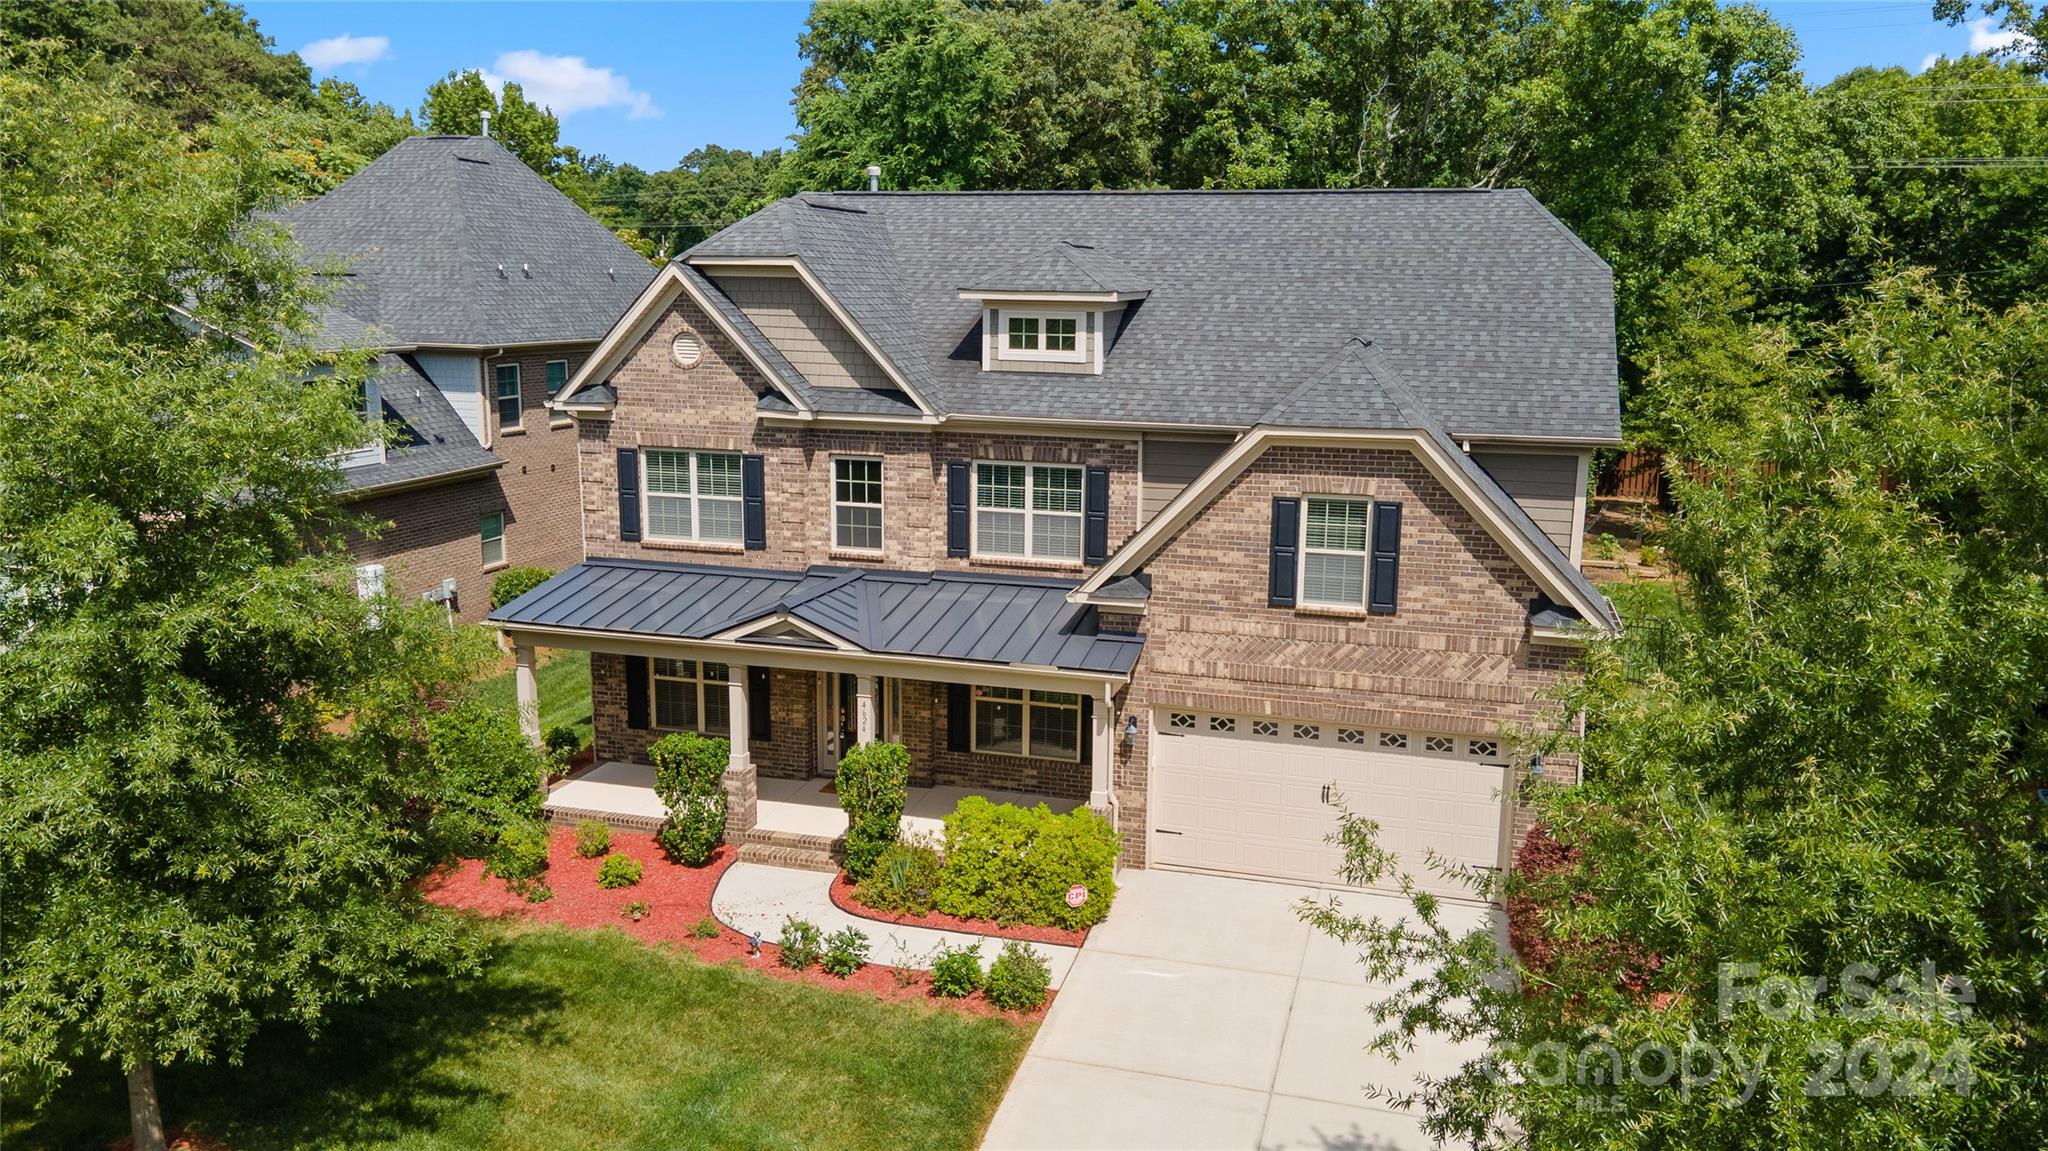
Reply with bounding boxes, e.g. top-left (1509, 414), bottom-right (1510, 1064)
top-left (490, 558), bottom-right (1144, 675)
